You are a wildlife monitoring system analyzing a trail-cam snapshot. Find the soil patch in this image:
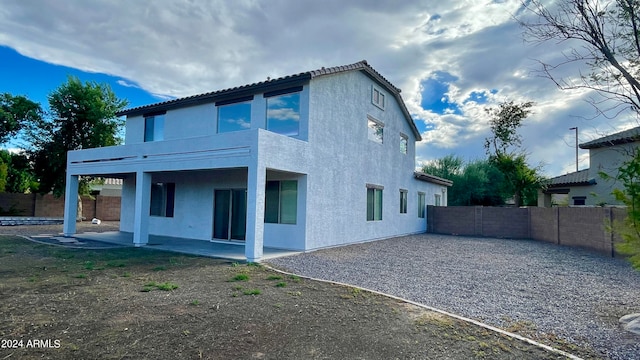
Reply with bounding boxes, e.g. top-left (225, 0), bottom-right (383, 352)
top-left (0, 235), bottom-right (576, 359)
